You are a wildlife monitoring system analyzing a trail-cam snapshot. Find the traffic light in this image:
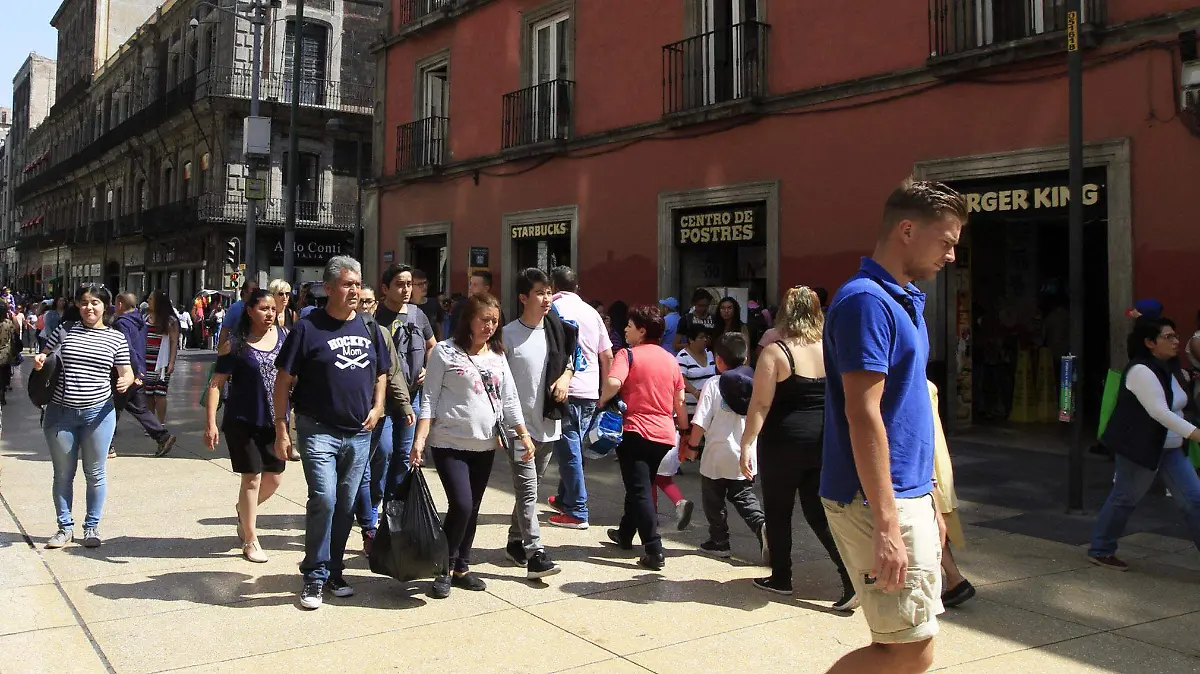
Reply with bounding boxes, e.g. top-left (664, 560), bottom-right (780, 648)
top-left (225, 237), bottom-right (242, 271)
